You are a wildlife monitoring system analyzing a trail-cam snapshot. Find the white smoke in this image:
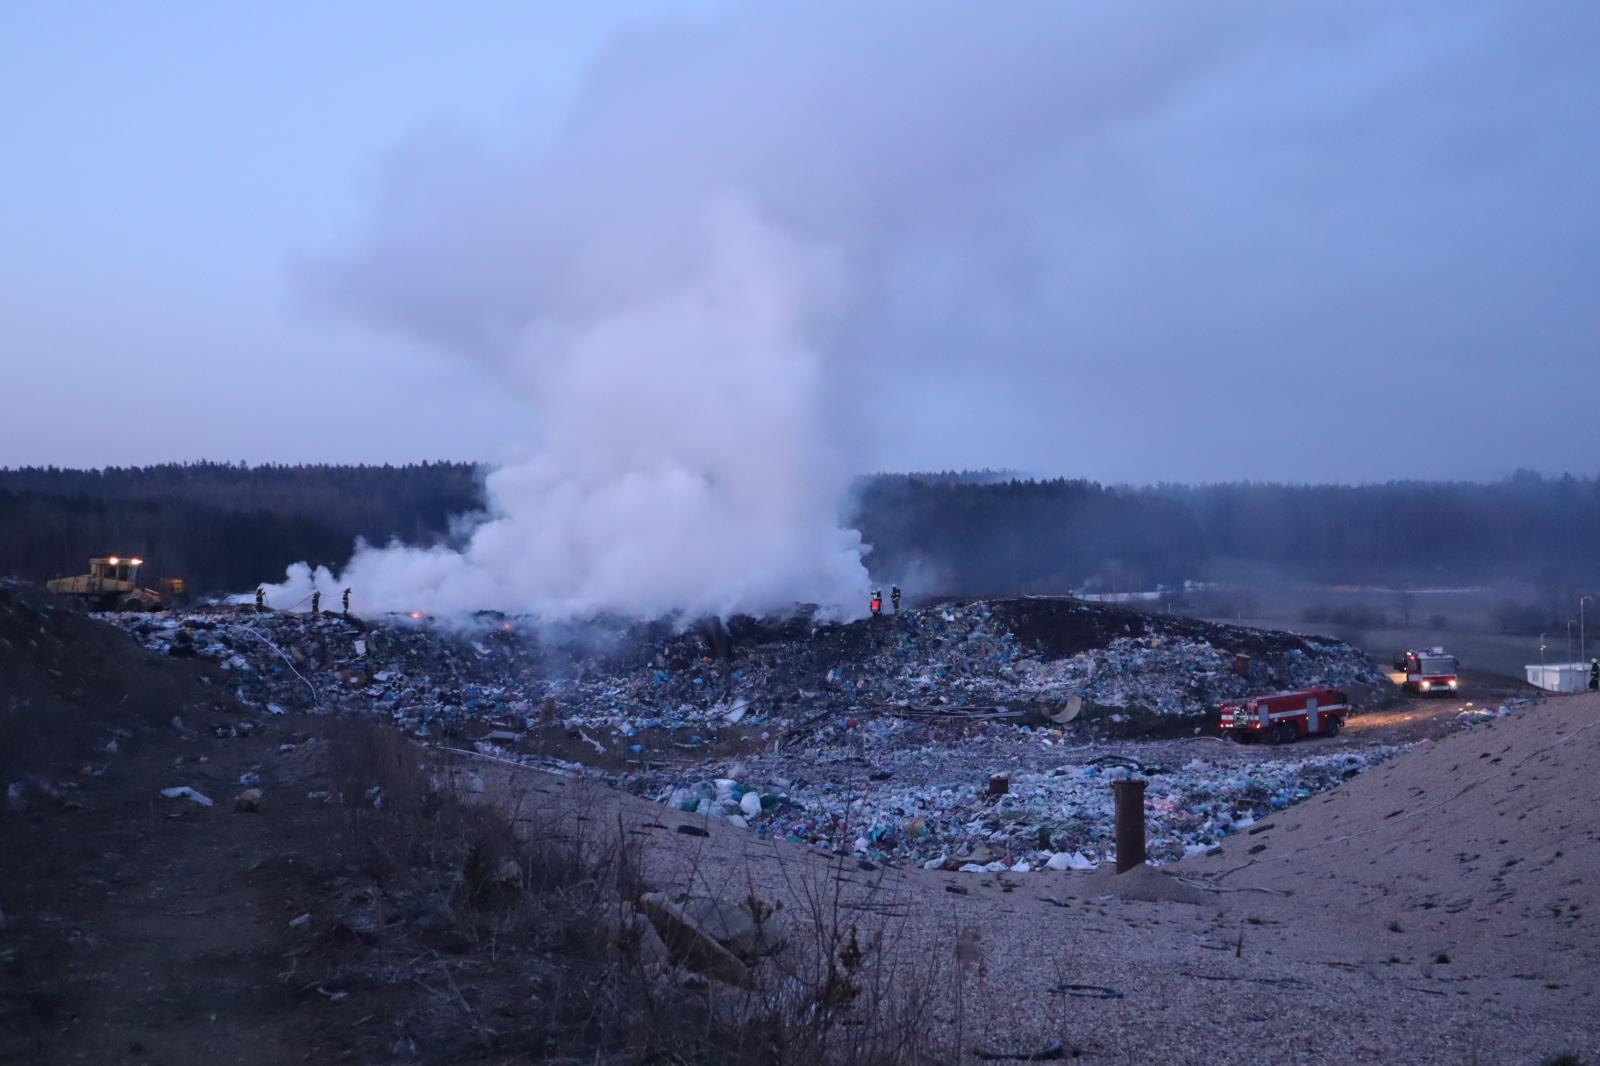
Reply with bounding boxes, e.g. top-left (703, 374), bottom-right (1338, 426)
top-left (270, 195), bottom-right (869, 619)
top-left (265, 1), bottom-right (1278, 620)
top-left (273, 1), bottom-right (1264, 620)
top-left (262, 0), bottom-right (1591, 616)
